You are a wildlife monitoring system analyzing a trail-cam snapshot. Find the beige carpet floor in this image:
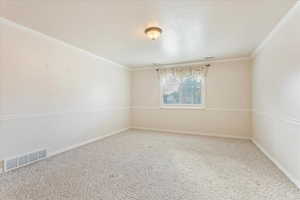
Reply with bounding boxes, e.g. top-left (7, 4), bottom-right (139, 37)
top-left (0, 130), bottom-right (299, 200)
